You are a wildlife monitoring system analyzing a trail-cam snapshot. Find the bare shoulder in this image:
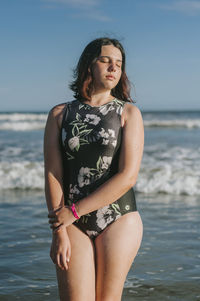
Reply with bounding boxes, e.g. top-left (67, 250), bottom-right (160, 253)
top-left (47, 103), bottom-right (67, 129)
top-left (122, 102), bottom-right (143, 126)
